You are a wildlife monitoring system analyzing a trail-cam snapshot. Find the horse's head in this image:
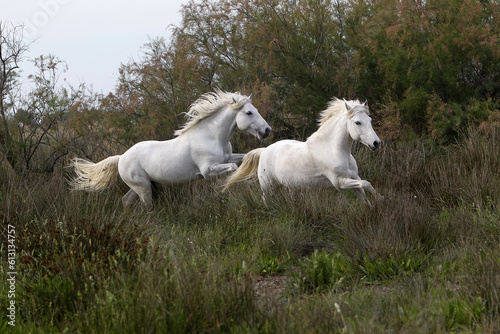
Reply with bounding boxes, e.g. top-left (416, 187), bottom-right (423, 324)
top-left (345, 101), bottom-right (381, 150)
top-left (234, 99), bottom-right (272, 140)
